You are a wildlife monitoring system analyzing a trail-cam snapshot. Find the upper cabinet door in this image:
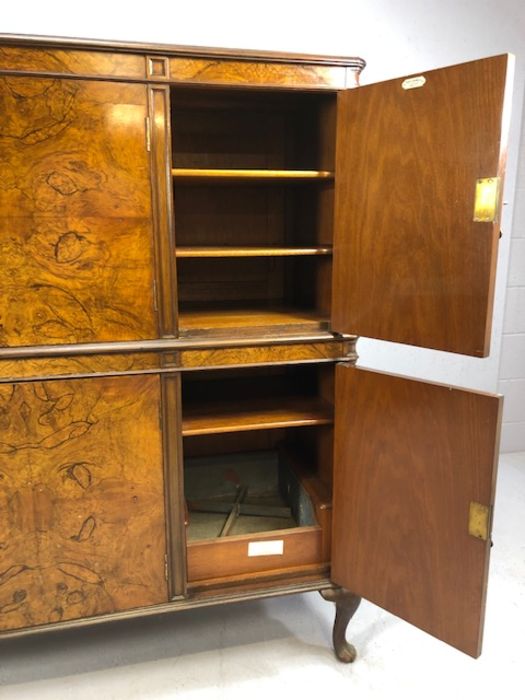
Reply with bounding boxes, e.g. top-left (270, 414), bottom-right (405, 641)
top-left (0, 78), bottom-right (157, 348)
top-left (332, 55), bottom-right (514, 356)
top-left (331, 365), bottom-right (502, 657)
